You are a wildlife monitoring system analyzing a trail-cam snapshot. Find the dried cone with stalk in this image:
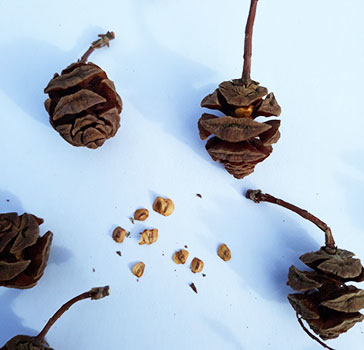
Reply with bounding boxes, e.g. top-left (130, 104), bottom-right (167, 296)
top-left (1, 286), bottom-right (110, 350)
top-left (0, 213), bottom-right (52, 289)
top-left (198, 0), bottom-right (281, 179)
top-left (246, 189), bottom-right (364, 350)
top-left (44, 32), bottom-right (122, 149)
